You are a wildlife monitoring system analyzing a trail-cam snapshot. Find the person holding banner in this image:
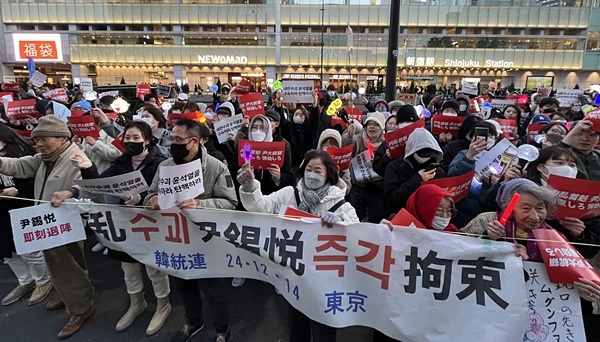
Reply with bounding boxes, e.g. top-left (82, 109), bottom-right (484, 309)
top-left (0, 116), bottom-right (95, 339)
top-left (559, 119), bottom-right (600, 180)
top-left (70, 120), bottom-right (172, 335)
top-left (237, 149), bottom-right (358, 342)
top-left (144, 118), bottom-right (237, 342)
top-left (0, 124), bottom-right (53, 307)
top-left (383, 128), bottom-right (445, 219)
